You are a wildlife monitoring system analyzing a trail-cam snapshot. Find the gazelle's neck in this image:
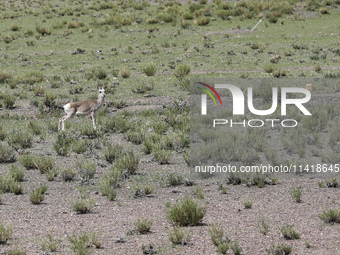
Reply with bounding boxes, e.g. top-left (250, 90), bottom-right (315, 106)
top-left (97, 94), bottom-right (104, 106)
